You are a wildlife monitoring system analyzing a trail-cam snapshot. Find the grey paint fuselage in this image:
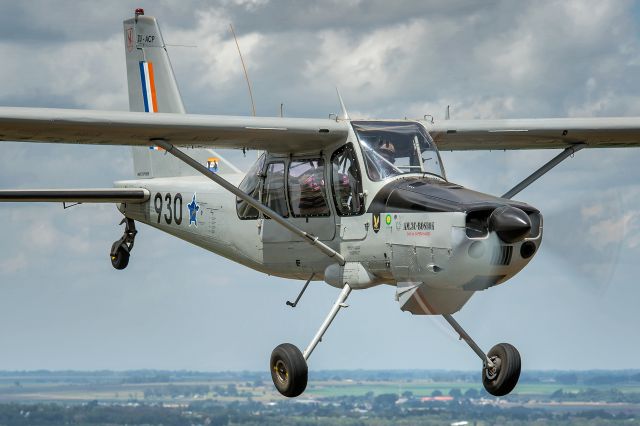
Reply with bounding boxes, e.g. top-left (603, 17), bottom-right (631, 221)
top-left (115, 124), bottom-right (542, 315)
